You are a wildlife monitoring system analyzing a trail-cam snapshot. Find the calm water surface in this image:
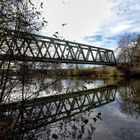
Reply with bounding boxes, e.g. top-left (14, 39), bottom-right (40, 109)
top-left (0, 74), bottom-right (140, 140)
